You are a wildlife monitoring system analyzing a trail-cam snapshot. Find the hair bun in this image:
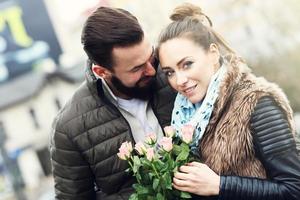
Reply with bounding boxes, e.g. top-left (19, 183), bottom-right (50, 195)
top-left (170, 3), bottom-right (212, 27)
